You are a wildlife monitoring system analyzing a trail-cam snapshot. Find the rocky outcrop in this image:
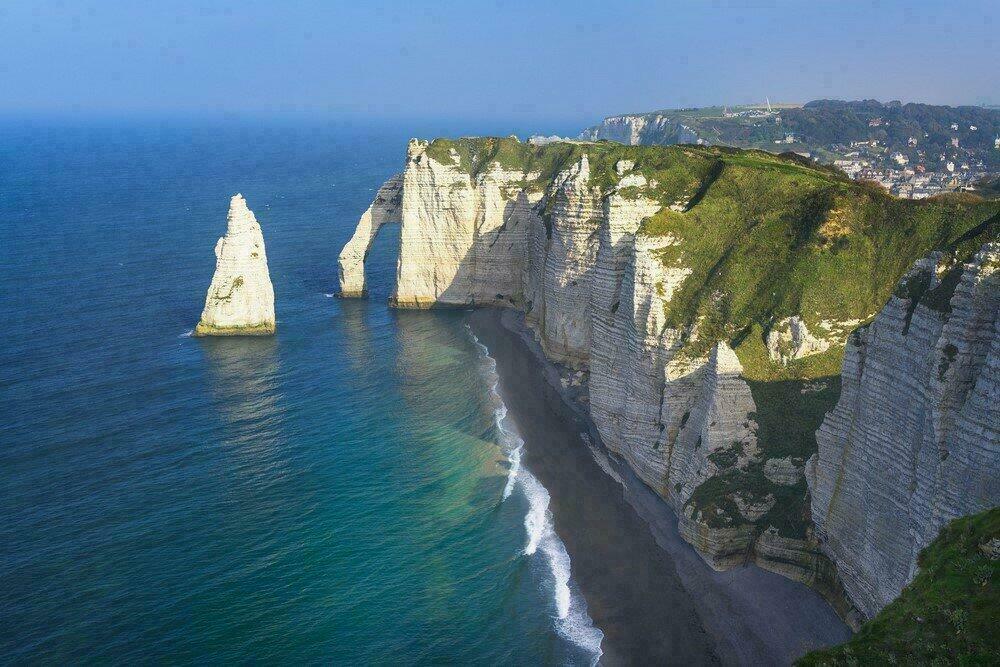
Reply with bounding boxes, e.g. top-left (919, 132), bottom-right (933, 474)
top-left (195, 194), bottom-right (275, 336)
top-left (807, 242), bottom-right (1000, 618)
top-left (338, 174), bottom-right (403, 297)
top-left (764, 457), bottom-right (804, 486)
top-left (766, 316), bottom-right (831, 364)
top-left (388, 140), bottom-right (543, 311)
